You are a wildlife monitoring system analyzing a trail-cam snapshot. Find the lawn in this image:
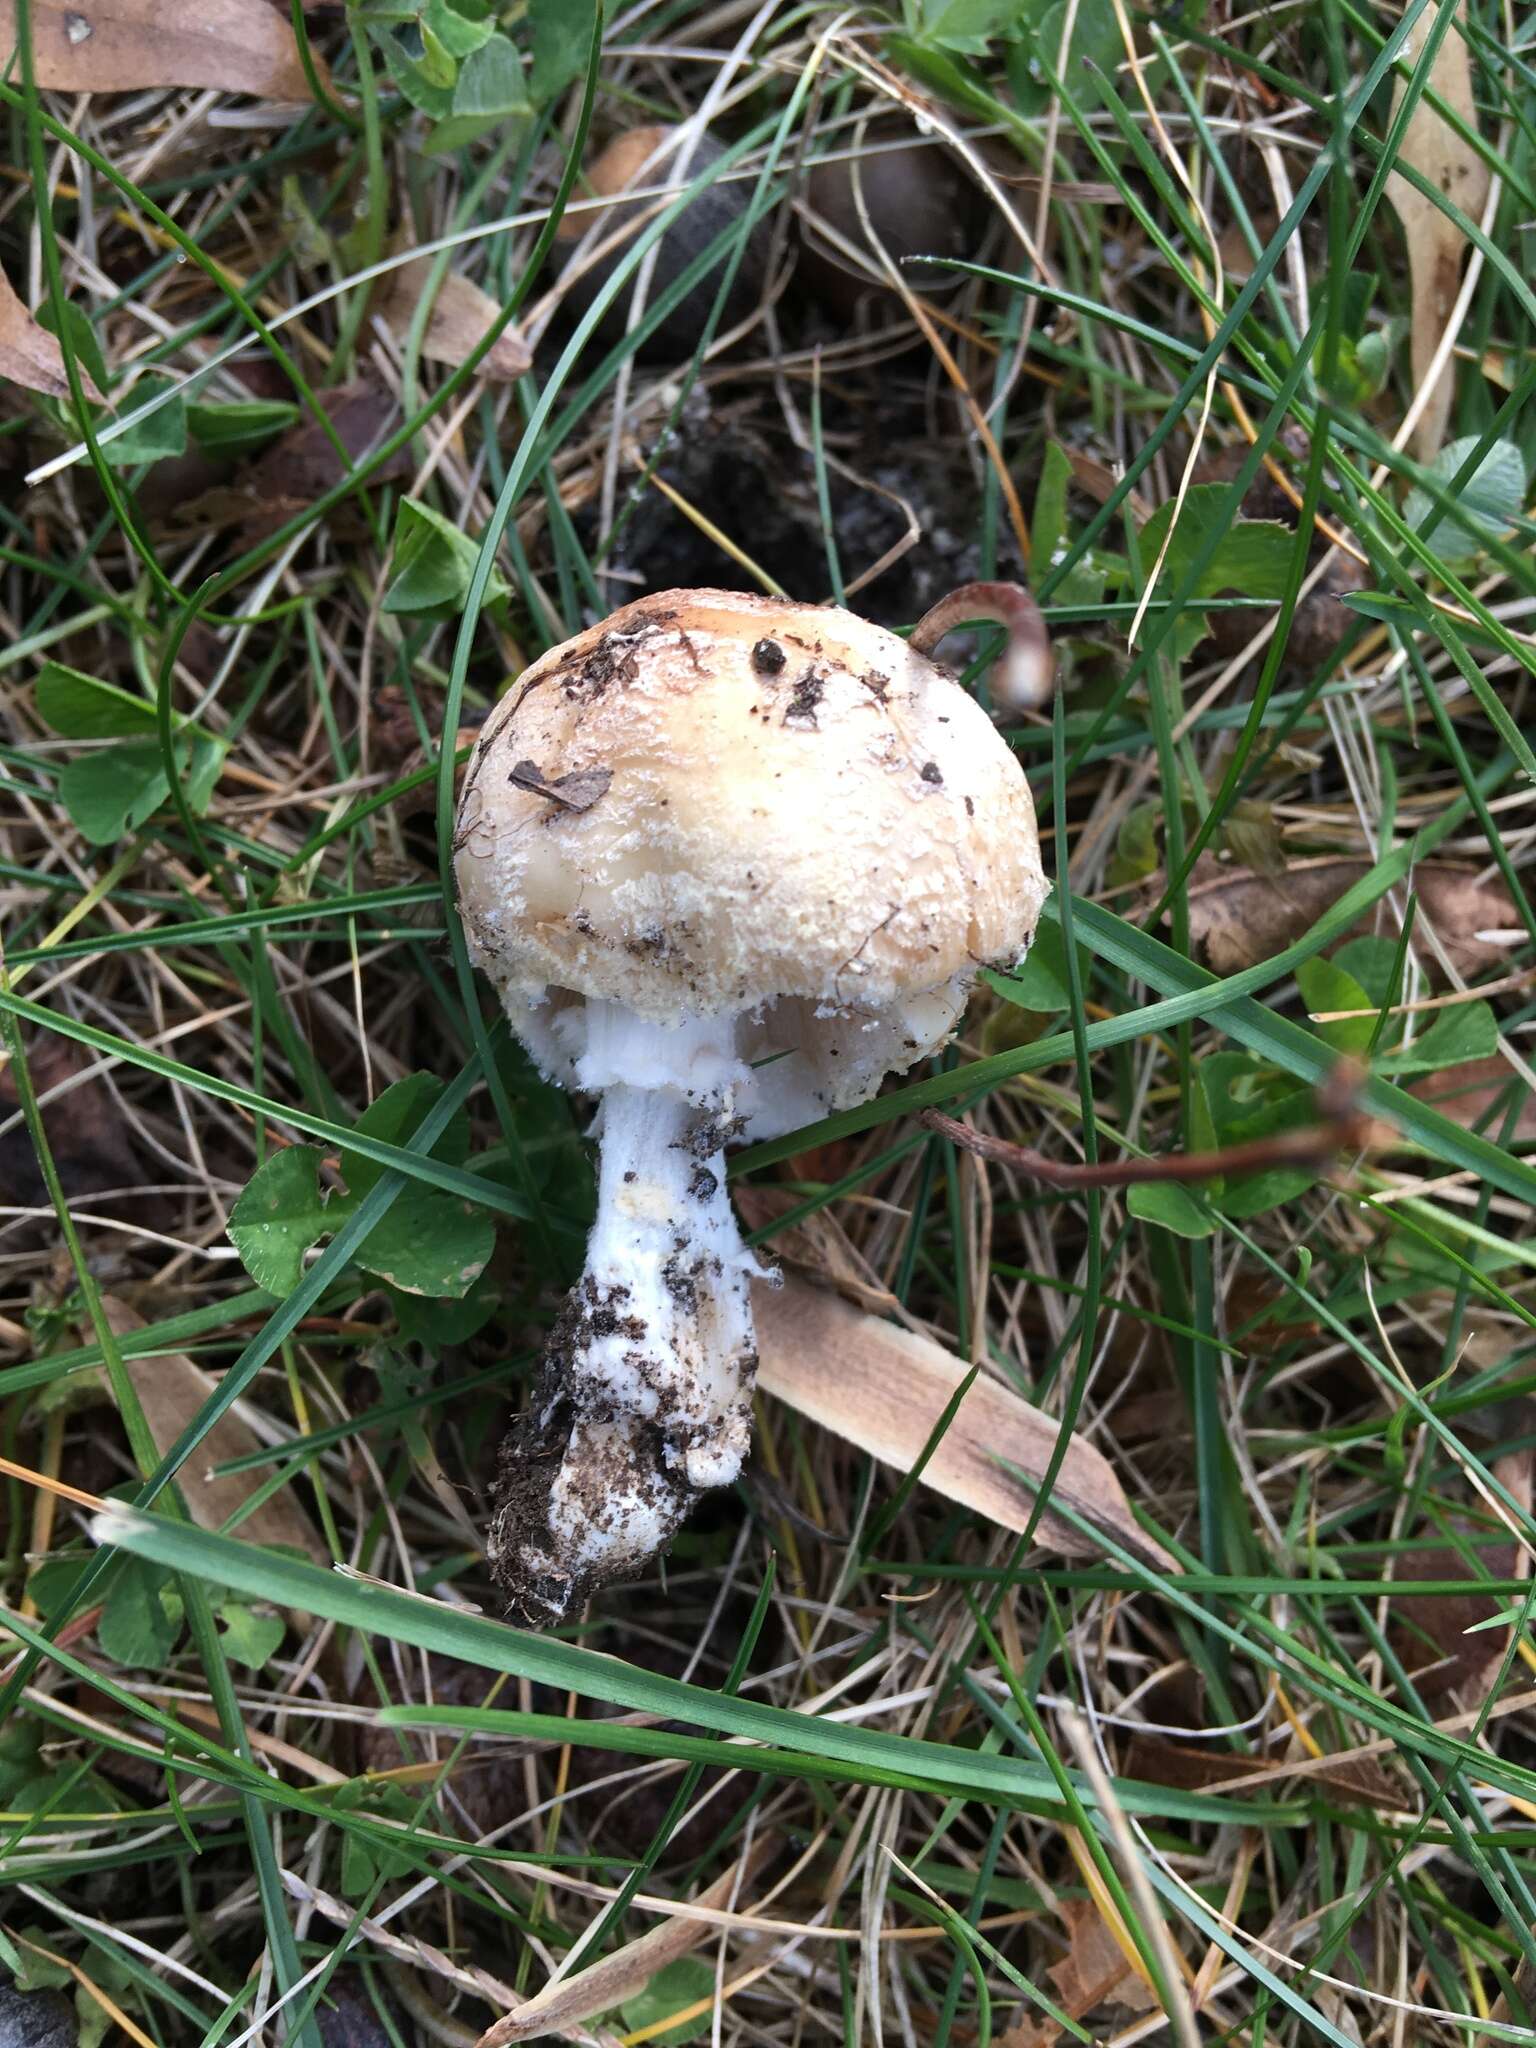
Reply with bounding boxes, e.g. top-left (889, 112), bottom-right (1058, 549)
top-left (1, 0), bottom-right (1535, 2043)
